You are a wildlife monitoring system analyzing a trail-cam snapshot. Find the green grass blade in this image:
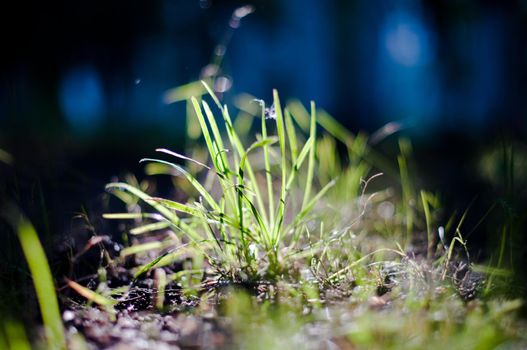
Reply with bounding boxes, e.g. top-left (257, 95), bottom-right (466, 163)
top-left (2, 320), bottom-right (32, 350)
top-left (398, 139), bottom-right (414, 245)
top-left (135, 245), bottom-right (201, 272)
top-left (202, 100), bottom-right (226, 156)
top-left (129, 221), bottom-right (171, 235)
top-left (286, 137), bottom-right (313, 190)
top-left (133, 251), bottom-right (172, 280)
top-left (420, 191), bottom-right (433, 259)
top-left (10, 214), bottom-right (66, 350)
top-left (201, 81), bottom-right (239, 173)
top-left (156, 148), bottom-right (211, 169)
top-left (317, 109), bottom-right (354, 148)
top-left (66, 279), bottom-right (116, 307)
top-left (191, 97), bottom-right (217, 168)
top-left (202, 100), bottom-right (229, 174)
top-left (193, 97), bottom-right (240, 223)
top-left (301, 101), bottom-right (317, 210)
top-left (222, 104), bottom-right (269, 227)
top-left (272, 89), bottom-right (287, 246)
top-left (201, 80), bottom-right (223, 111)
top-left (163, 80), bottom-right (209, 104)
top-left (239, 190), bottom-right (270, 242)
top-left (138, 159), bottom-right (220, 212)
top-left (201, 100), bottom-right (242, 218)
top-left (284, 108), bottom-right (298, 163)
top-left (106, 182), bottom-right (205, 243)
top-left (103, 213), bottom-right (164, 220)
top-left (106, 182), bottom-right (181, 223)
top-left (286, 100), bottom-right (310, 132)
top-left (239, 137), bottom-right (278, 171)
top-left (148, 198), bottom-right (201, 216)
top-left (186, 99), bottom-right (202, 140)
top-left (261, 101), bottom-right (275, 228)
